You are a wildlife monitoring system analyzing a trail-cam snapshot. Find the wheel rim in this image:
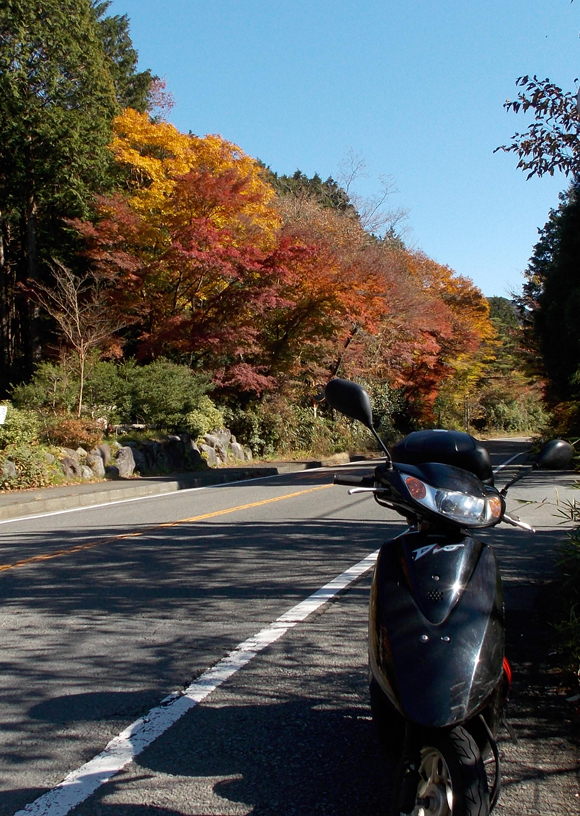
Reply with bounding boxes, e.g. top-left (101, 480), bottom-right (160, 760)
top-left (413, 746), bottom-right (453, 815)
